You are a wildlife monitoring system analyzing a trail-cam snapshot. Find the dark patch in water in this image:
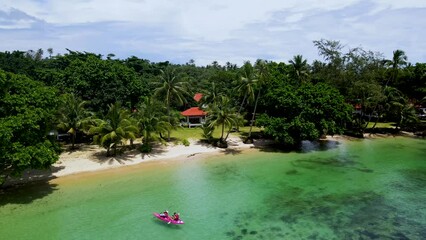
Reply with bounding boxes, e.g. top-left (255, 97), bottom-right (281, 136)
top-left (261, 189), bottom-right (425, 239)
top-left (310, 206), bottom-right (332, 216)
top-left (307, 232), bottom-right (319, 240)
top-left (357, 229), bottom-right (380, 239)
top-left (291, 156), bottom-right (373, 173)
top-left (241, 229), bottom-right (247, 235)
top-left (286, 169), bottom-right (299, 175)
top-left (270, 226), bottom-right (281, 232)
top-left (400, 168), bottom-right (426, 188)
top-left (249, 230), bottom-right (257, 235)
top-left (280, 214), bottom-right (297, 223)
top-left (225, 231), bottom-right (235, 237)
top-left (392, 232), bottom-right (409, 240)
